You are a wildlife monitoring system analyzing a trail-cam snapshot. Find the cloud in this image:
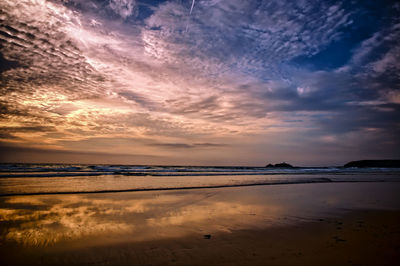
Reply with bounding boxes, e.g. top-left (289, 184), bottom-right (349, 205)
top-left (0, 141), bottom-right (162, 164)
top-left (0, 0), bottom-right (399, 164)
top-left (145, 0), bottom-right (353, 70)
top-left (0, 0), bottom-right (108, 100)
top-left (109, 0), bottom-right (137, 19)
top-left (148, 142), bottom-right (227, 149)
top-left (118, 90), bottom-right (157, 109)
